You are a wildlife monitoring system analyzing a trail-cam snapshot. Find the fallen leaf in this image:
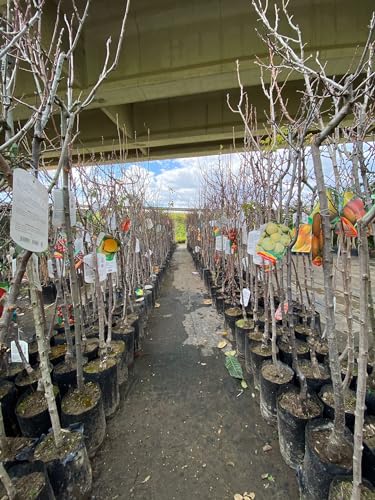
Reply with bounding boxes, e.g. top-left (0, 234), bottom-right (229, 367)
top-left (155, 303), bottom-right (161, 308)
top-left (247, 493), bottom-right (256, 500)
top-left (141, 475), bottom-right (151, 484)
top-left (221, 330), bottom-right (229, 336)
top-left (202, 299), bottom-right (212, 305)
top-left (234, 494), bottom-right (243, 500)
top-left (262, 444), bottom-right (272, 452)
top-left (241, 379), bottom-right (248, 389)
top-left (226, 461), bottom-right (235, 467)
top-left (261, 473), bottom-right (269, 480)
top-left (218, 340), bottom-right (228, 349)
top-left (200, 362), bottom-right (207, 366)
top-left (224, 350), bottom-right (236, 357)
